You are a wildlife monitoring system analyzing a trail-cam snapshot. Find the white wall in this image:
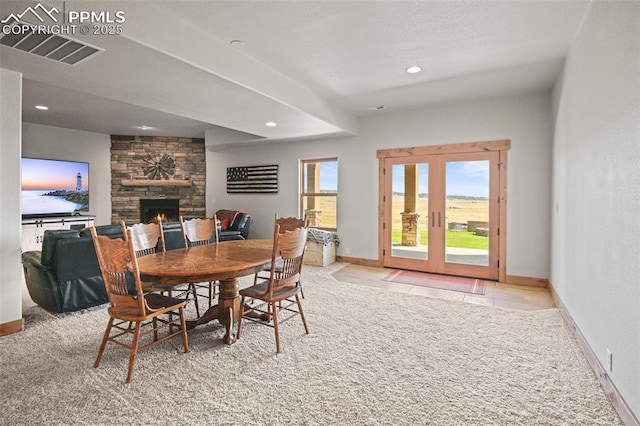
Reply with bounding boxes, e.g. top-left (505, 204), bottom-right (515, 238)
top-left (22, 123), bottom-right (112, 225)
top-left (207, 91), bottom-right (553, 279)
top-left (551, 1), bottom-right (640, 419)
top-left (0, 69), bottom-right (23, 327)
